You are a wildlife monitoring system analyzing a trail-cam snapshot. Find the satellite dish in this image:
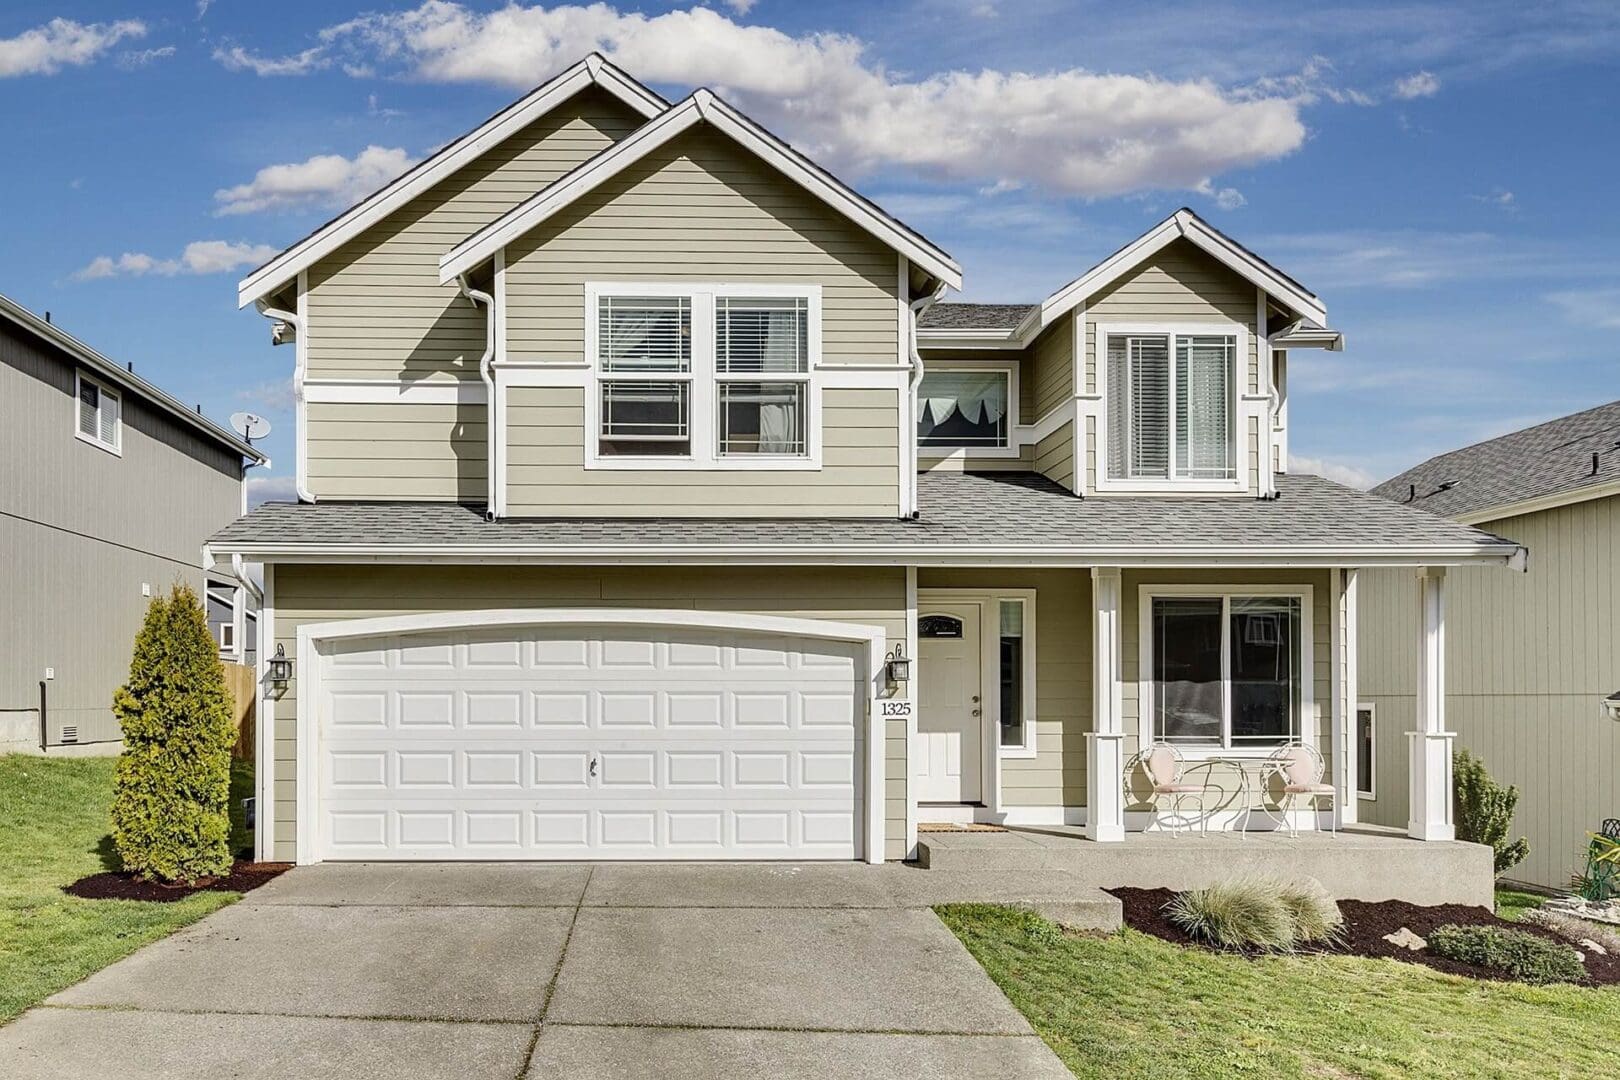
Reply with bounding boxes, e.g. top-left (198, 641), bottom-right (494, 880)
top-left (230, 412), bottom-right (272, 443)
